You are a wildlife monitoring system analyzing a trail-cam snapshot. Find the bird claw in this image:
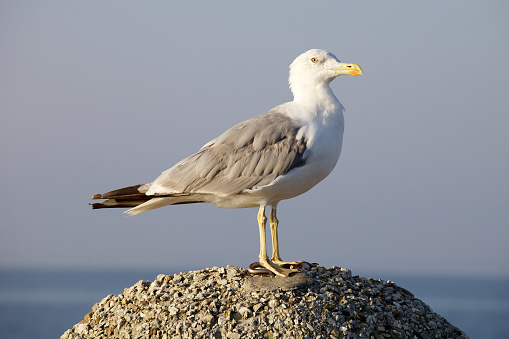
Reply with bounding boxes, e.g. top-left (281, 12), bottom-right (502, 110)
top-left (279, 260), bottom-right (318, 270)
top-left (248, 262), bottom-right (276, 276)
top-left (247, 260), bottom-right (318, 276)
